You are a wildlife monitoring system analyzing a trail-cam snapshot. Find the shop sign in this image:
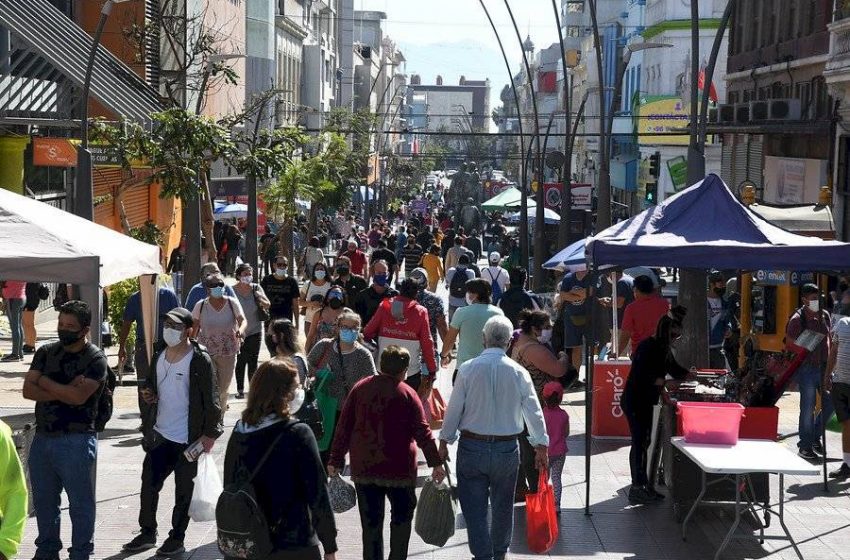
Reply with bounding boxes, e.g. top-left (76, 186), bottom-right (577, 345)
top-left (33, 138), bottom-right (77, 167)
top-left (667, 156), bottom-right (688, 191)
top-left (753, 269), bottom-right (789, 285)
top-left (790, 271), bottom-right (815, 286)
